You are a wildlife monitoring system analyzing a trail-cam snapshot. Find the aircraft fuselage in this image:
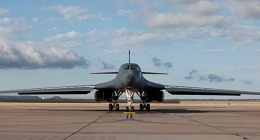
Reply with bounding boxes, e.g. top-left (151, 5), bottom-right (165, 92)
top-left (94, 63), bottom-right (165, 92)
